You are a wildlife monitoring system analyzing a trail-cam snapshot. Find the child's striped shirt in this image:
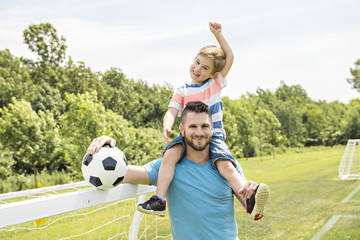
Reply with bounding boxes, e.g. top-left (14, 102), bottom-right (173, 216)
top-left (169, 73), bottom-right (227, 137)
